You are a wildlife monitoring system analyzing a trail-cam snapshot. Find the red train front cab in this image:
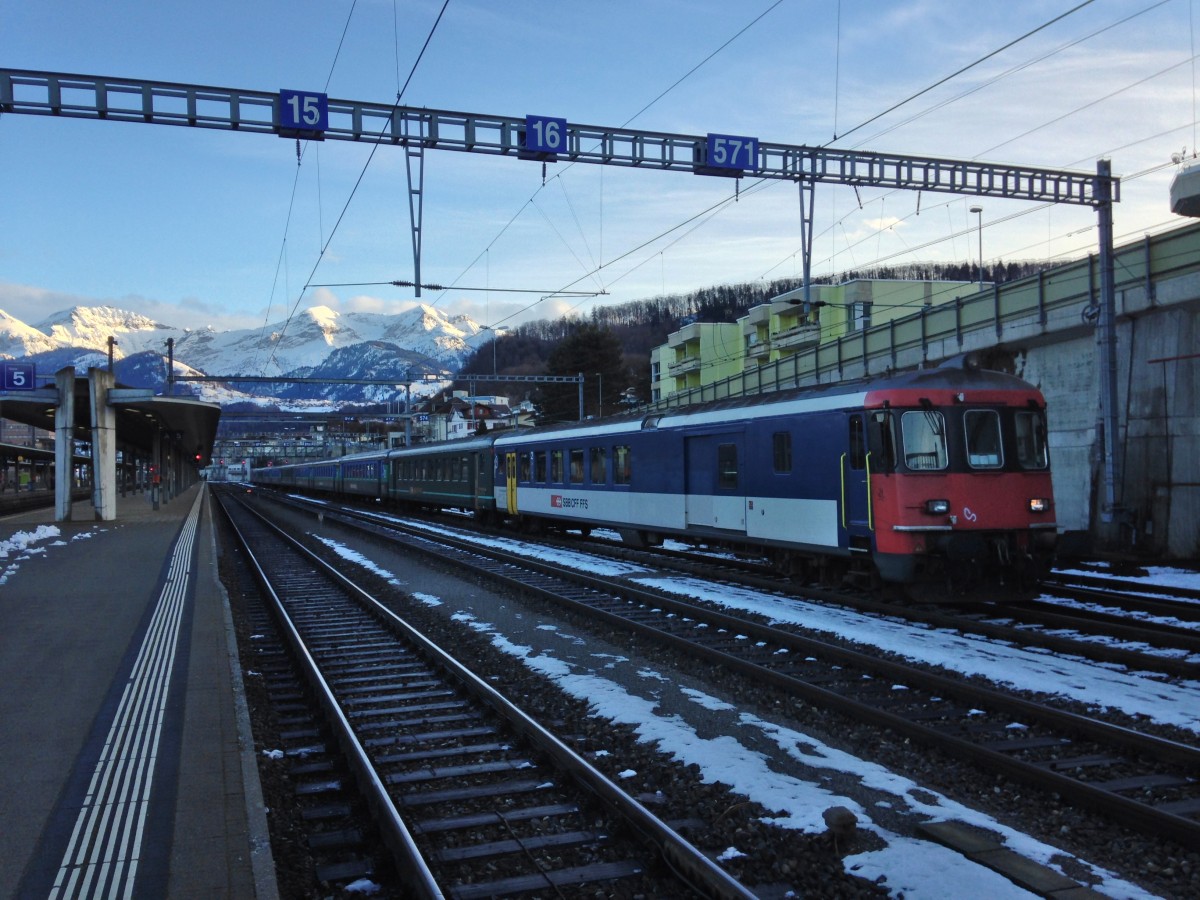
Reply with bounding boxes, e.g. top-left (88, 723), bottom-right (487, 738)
top-left (861, 359), bottom-right (1057, 586)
